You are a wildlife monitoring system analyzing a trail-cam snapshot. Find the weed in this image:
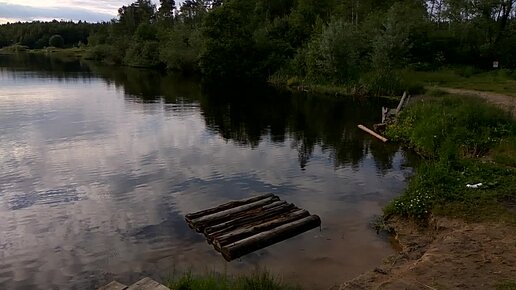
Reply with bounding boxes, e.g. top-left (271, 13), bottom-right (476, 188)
top-left (167, 270), bottom-right (301, 290)
top-left (384, 94), bottom-right (516, 222)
